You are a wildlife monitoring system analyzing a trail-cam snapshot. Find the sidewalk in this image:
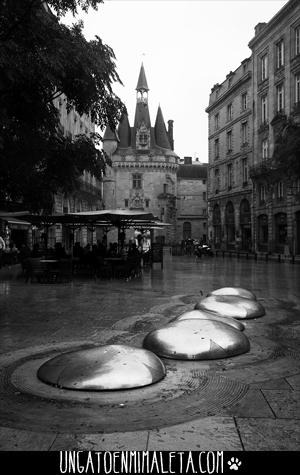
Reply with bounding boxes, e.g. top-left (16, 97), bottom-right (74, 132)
top-left (0, 256), bottom-right (299, 451)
